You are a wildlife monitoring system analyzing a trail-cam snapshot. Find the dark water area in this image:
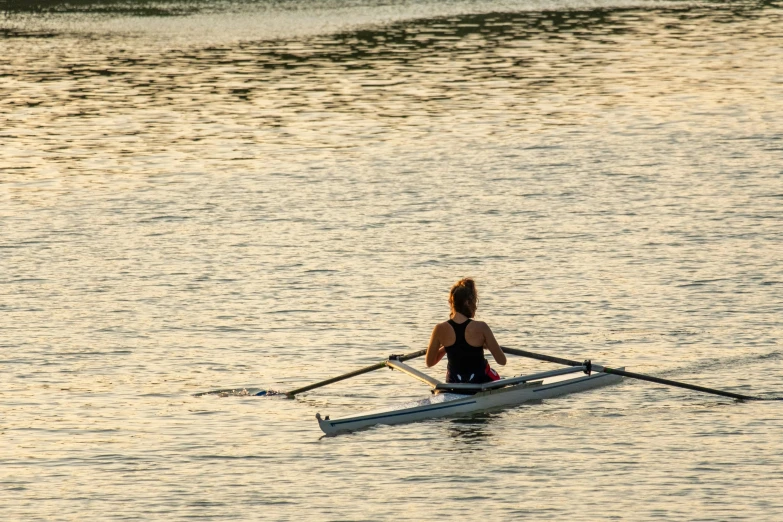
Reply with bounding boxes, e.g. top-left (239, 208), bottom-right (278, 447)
top-left (4, 0), bottom-right (224, 15)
